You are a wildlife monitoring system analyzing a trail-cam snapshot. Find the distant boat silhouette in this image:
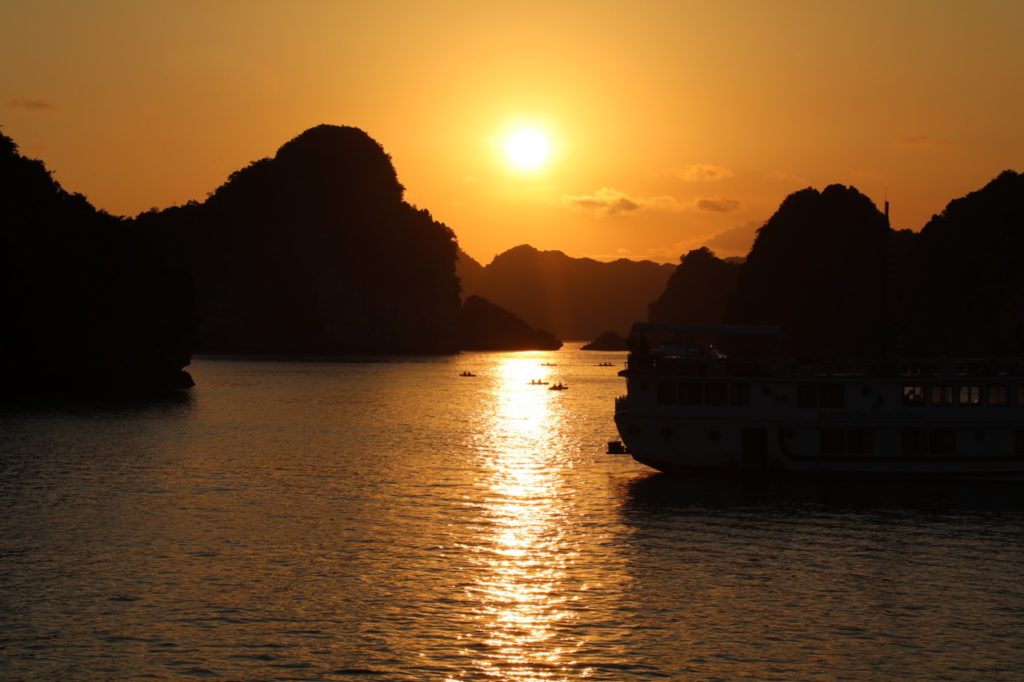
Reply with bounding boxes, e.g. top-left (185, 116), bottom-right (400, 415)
top-left (549, 382), bottom-right (568, 391)
top-left (459, 371), bottom-right (476, 377)
top-left (528, 379), bottom-right (549, 385)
